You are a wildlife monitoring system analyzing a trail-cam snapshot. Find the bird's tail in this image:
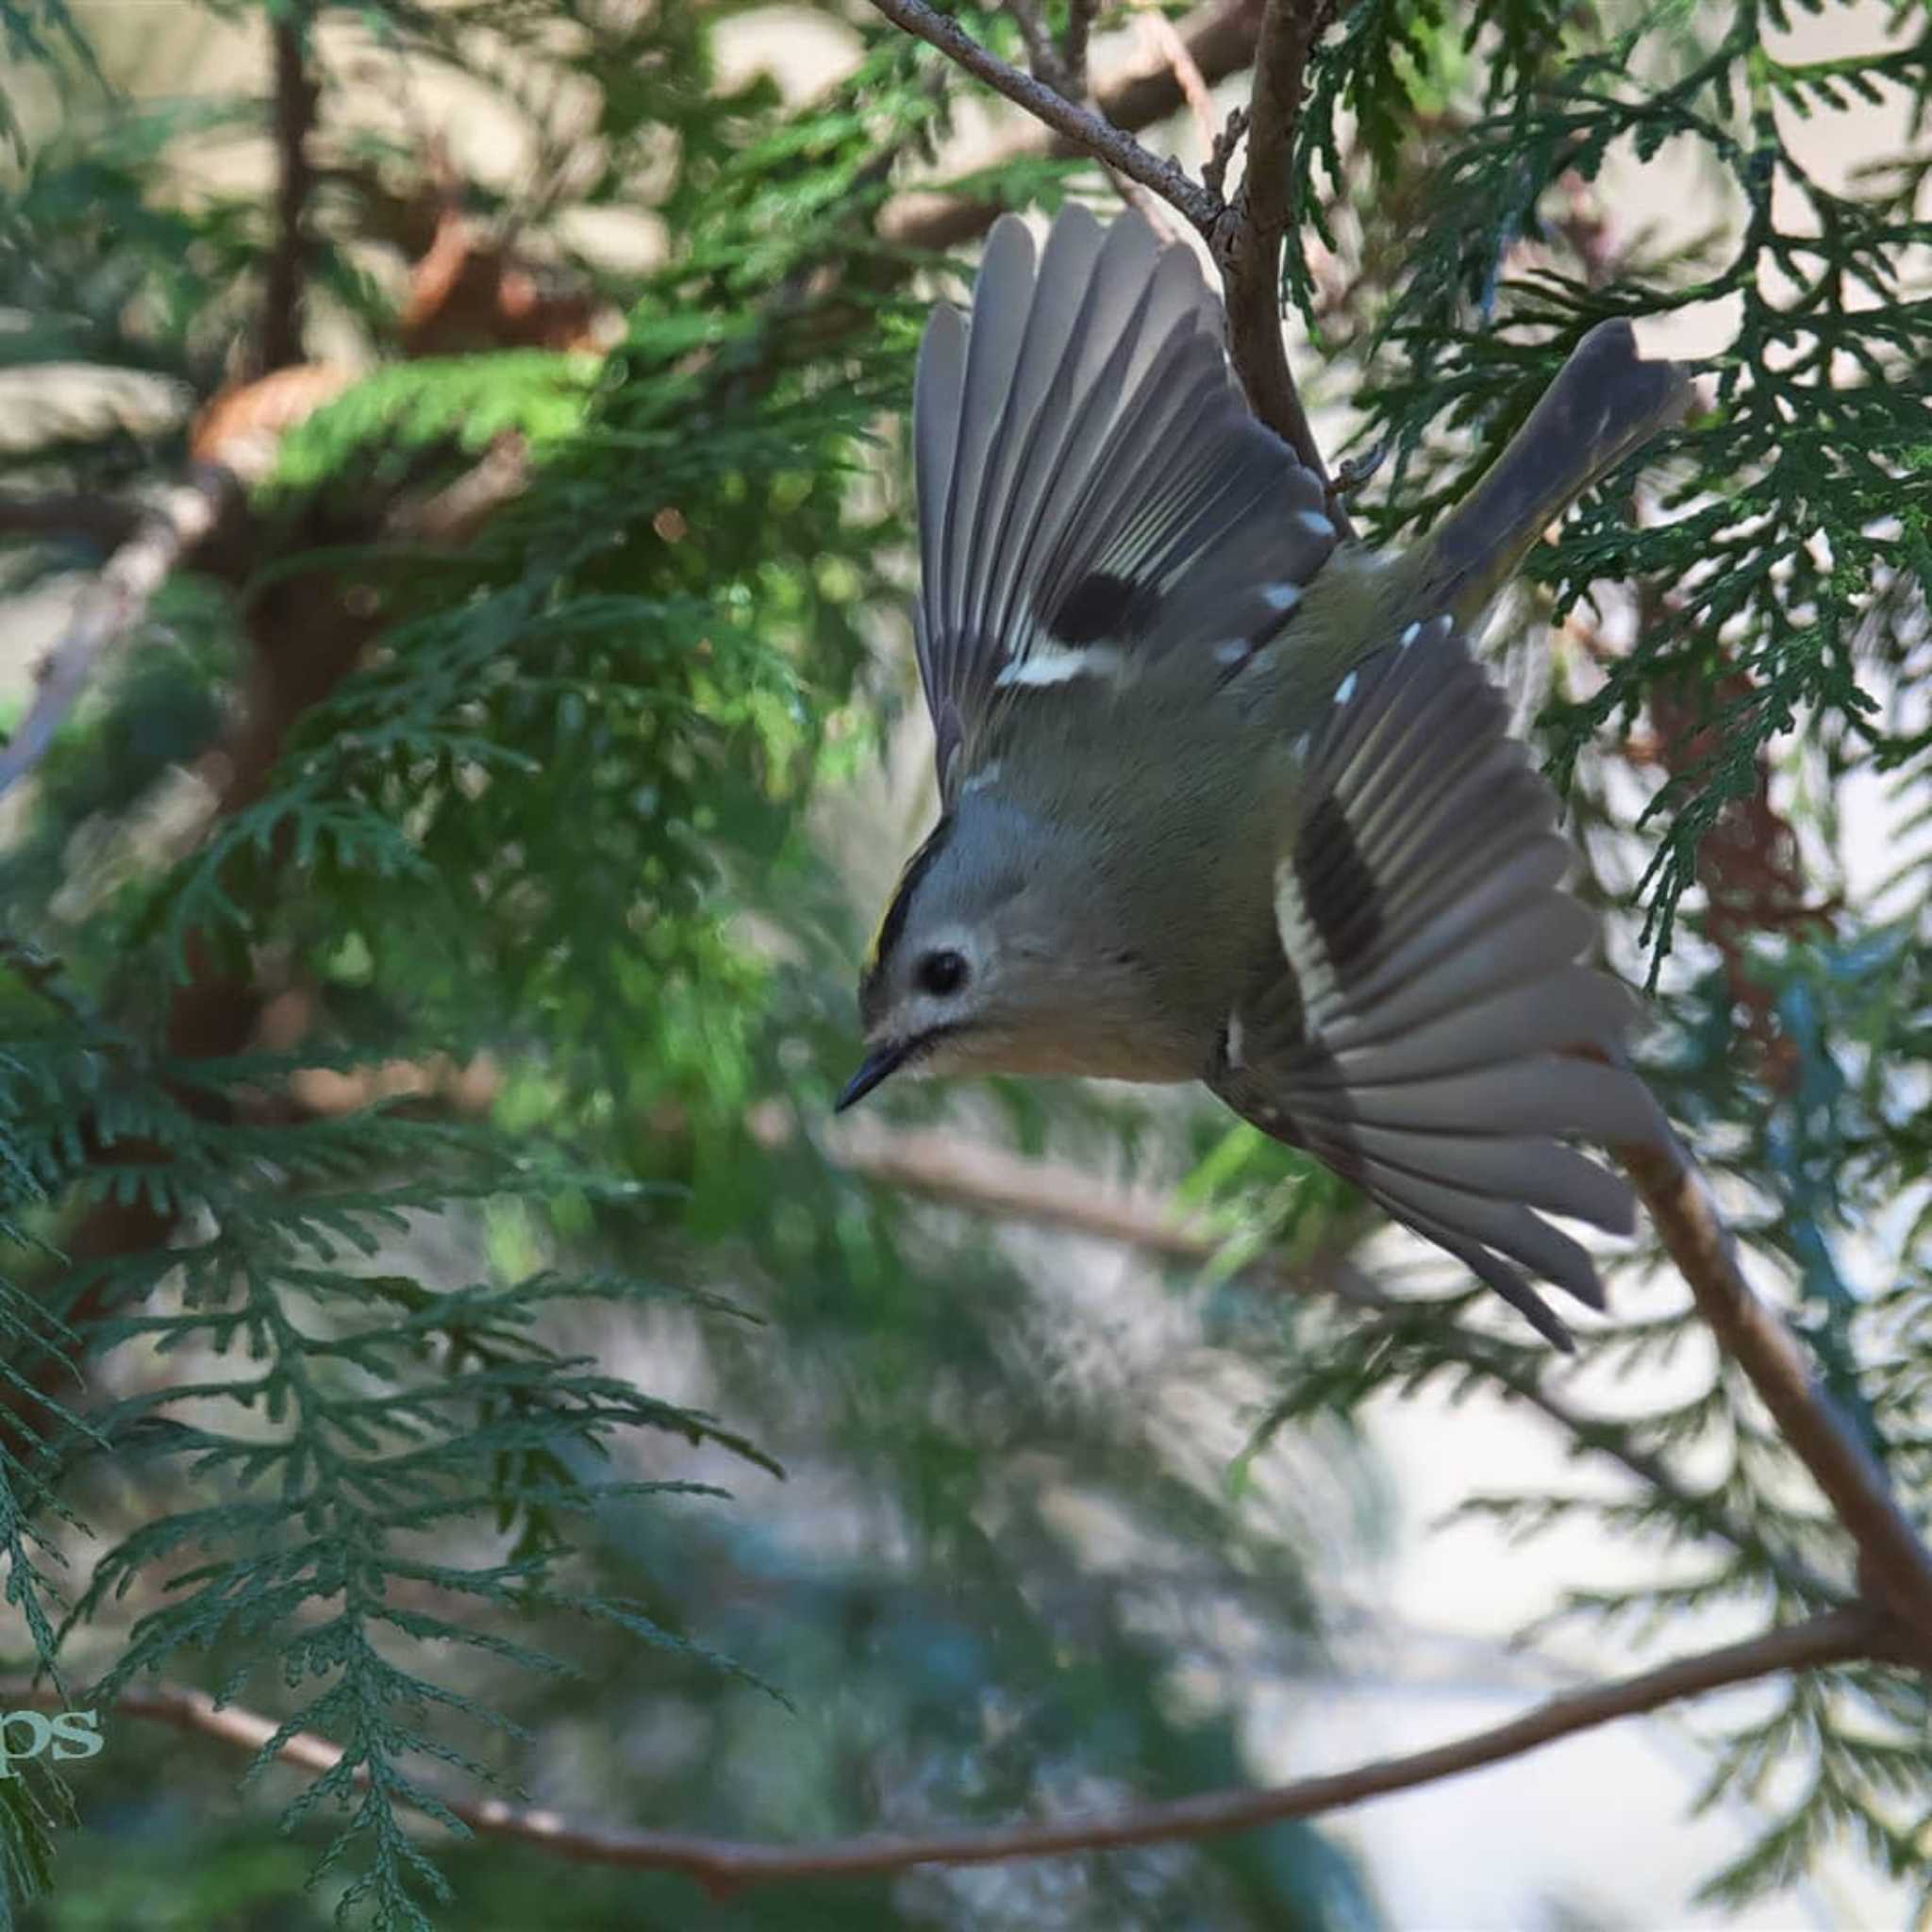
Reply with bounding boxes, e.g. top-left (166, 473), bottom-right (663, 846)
top-left (1422, 321), bottom-right (1694, 631)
